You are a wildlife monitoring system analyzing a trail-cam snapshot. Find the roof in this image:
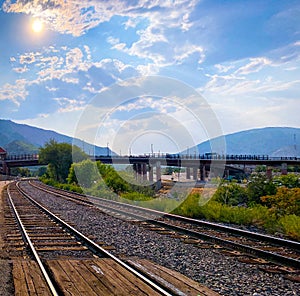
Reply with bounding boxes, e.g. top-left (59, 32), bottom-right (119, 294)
top-left (0, 147), bottom-right (6, 154)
